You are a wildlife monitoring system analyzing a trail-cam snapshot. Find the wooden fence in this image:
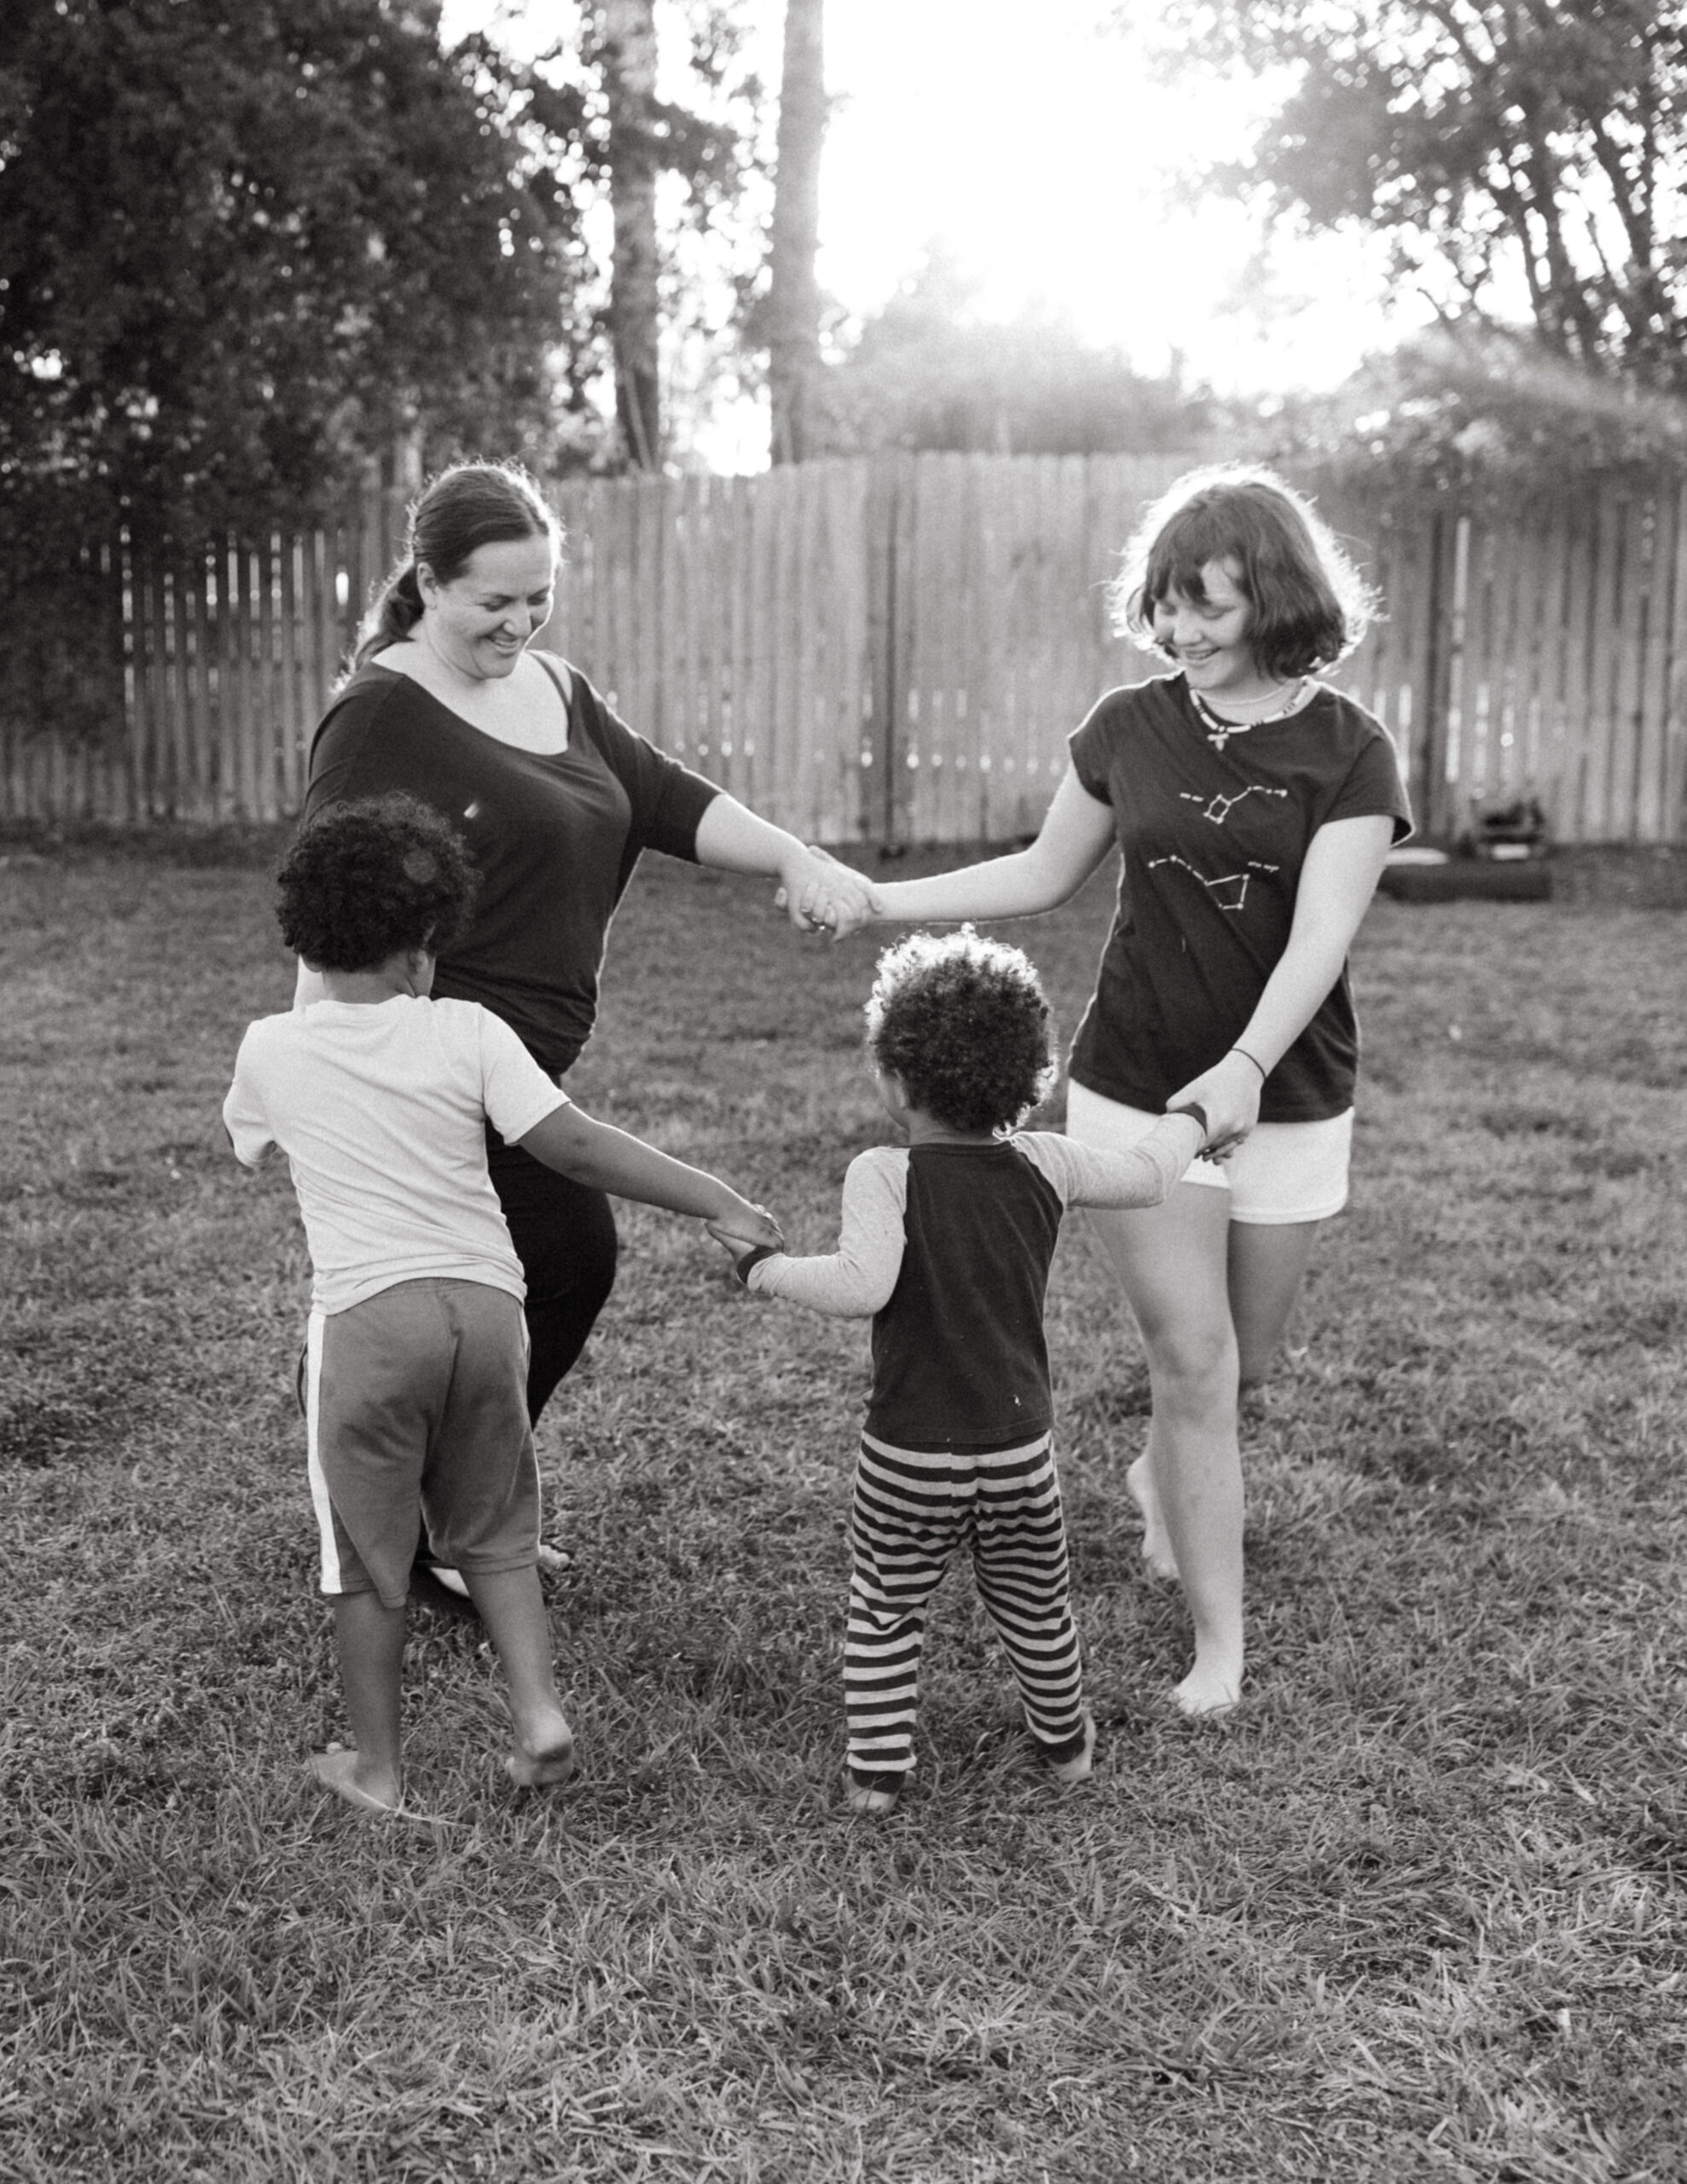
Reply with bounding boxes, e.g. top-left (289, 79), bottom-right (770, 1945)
top-left (6, 454), bottom-right (1687, 845)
